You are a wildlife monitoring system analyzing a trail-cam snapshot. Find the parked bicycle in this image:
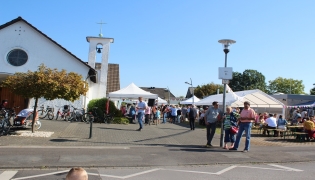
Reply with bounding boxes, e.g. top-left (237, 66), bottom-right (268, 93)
top-left (82, 107), bottom-right (114, 124)
top-left (55, 105), bottom-right (71, 120)
top-left (82, 107), bottom-right (104, 123)
top-left (0, 109), bottom-right (11, 136)
top-left (38, 105), bottom-right (54, 120)
top-left (67, 105), bottom-right (85, 122)
top-left (8, 106), bottom-right (19, 120)
top-left (104, 112), bottom-right (115, 124)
